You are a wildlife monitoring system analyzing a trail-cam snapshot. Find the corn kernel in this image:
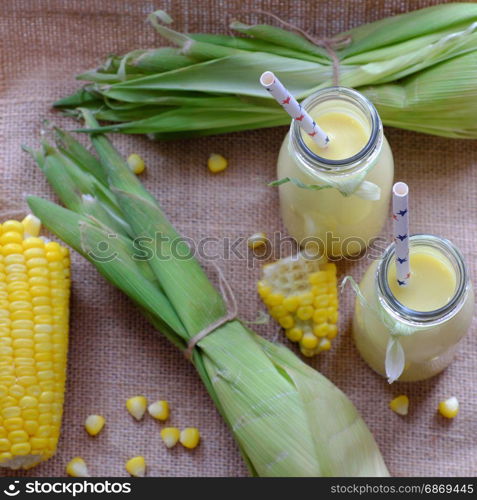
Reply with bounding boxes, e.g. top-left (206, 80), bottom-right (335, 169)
top-left (286, 327), bottom-right (303, 342)
top-left (161, 427), bottom-right (180, 448)
top-left (2, 221), bottom-right (24, 234)
top-left (66, 457), bottom-right (89, 477)
top-left (148, 400), bottom-right (169, 421)
top-left (180, 427), bottom-right (200, 449)
top-left (85, 414), bottom-right (106, 436)
top-left (296, 306), bottom-right (313, 321)
top-left (318, 338), bottom-right (332, 351)
top-left (283, 296), bottom-right (299, 312)
top-left (298, 292), bottom-right (314, 306)
top-left (278, 315), bottom-right (294, 329)
top-left (438, 397), bottom-right (459, 419)
top-left (127, 153), bottom-right (146, 175)
top-left (125, 456), bottom-right (146, 477)
top-left (309, 271), bottom-right (327, 285)
top-left (270, 305), bottom-right (287, 318)
top-left (389, 395), bottom-right (409, 416)
top-left (257, 281), bottom-right (271, 298)
top-left (265, 293), bottom-right (283, 307)
top-left (207, 153), bottom-right (228, 173)
top-left (327, 324), bottom-right (338, 340)
top-left (300, 333), bottom-right (318, 350)
top-left (313, 323), bottom-right (328, 337)
top-left (300, 346), bottom-right (315, 358)
top-left (328, 310), bottom-right (338, 324)
top-left (126, 396), bottom-right (147, 420)
top-left (247, 232), bottom-right (267, 250)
